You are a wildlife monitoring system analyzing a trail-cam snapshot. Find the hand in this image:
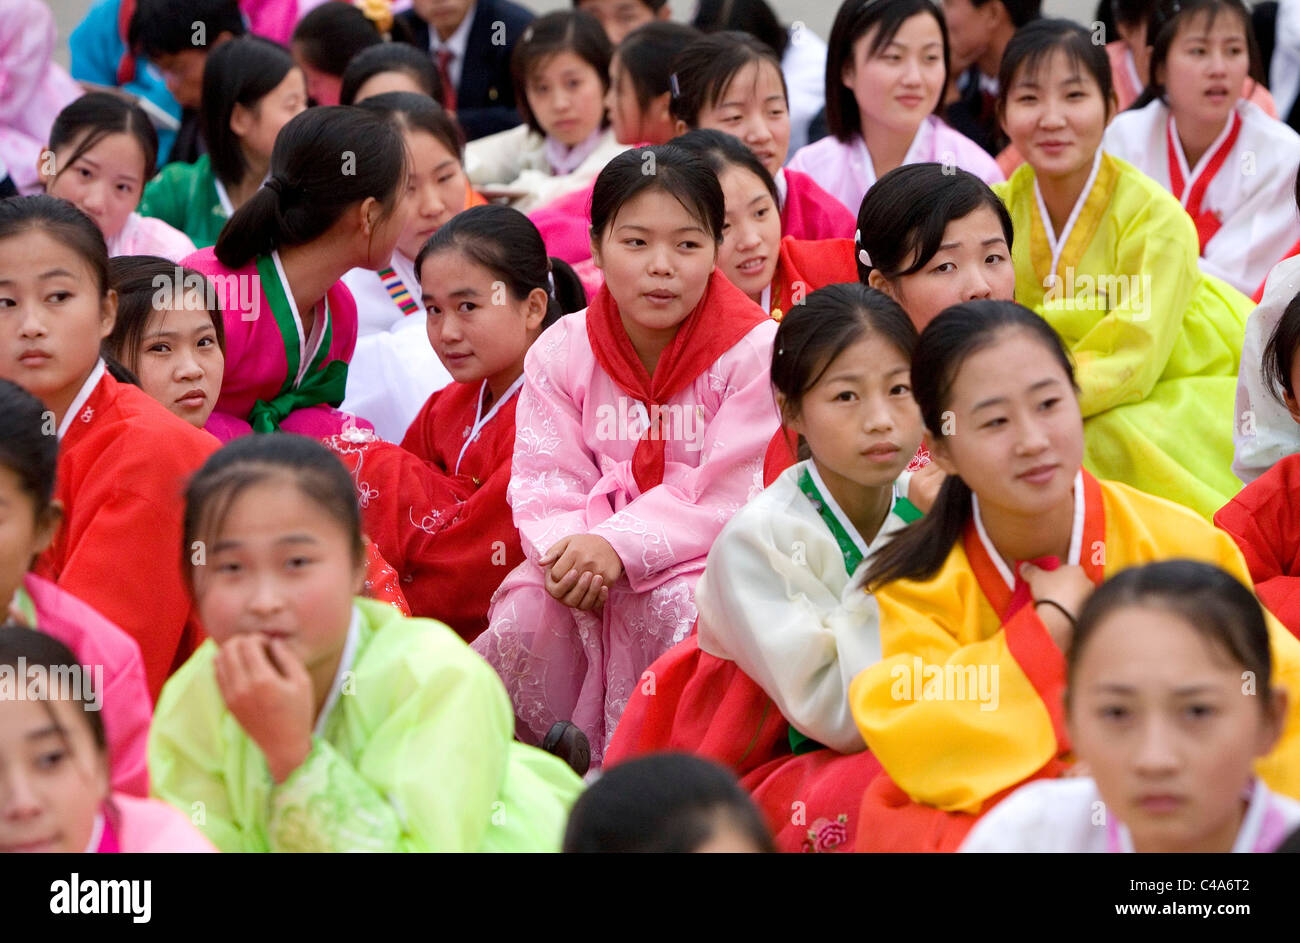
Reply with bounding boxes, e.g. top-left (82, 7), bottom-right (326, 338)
top-left (540, 534), bottom-right (622, 611)
top-left (907, 463), bottom-right (946, 514)
top-left (1021, 562), bottom-right (1094, 652)
top-left (214, 634), bottom-right (315, 783)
